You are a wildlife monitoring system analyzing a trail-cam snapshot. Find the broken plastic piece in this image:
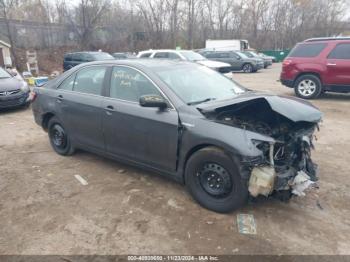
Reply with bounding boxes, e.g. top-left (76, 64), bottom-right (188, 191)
top-left (248, 166), bottom-right (276, 197)
top-left (292, 171), bottom-right (315, 196)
